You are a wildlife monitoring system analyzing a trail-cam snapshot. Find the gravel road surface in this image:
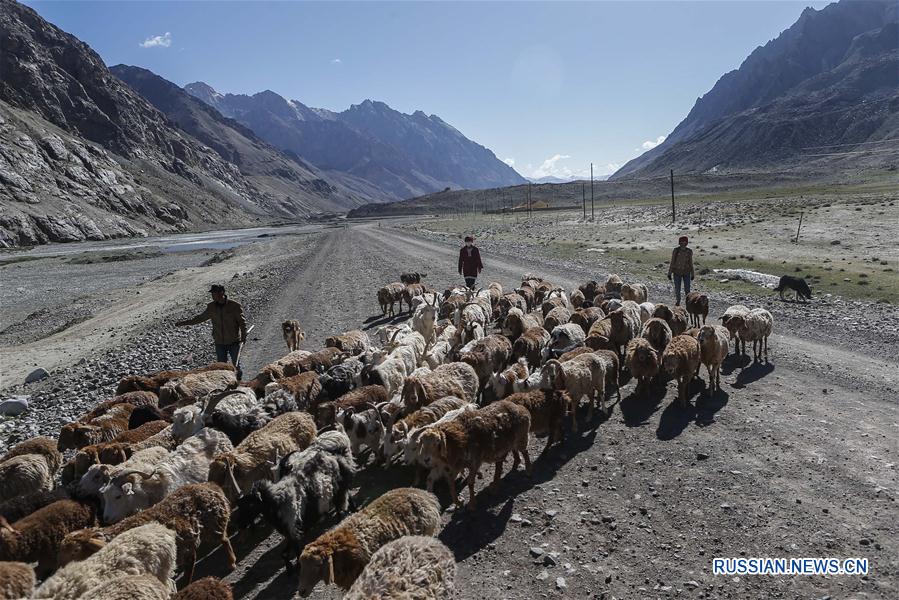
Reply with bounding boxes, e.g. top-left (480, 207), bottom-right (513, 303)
top-left (1, 222), bottom-right (896, 600)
